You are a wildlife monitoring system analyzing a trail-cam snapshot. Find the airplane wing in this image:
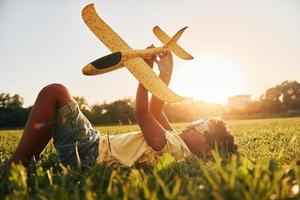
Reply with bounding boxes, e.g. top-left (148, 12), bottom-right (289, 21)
top-left (124, 58), bottom-right (184, 103)
top-left (82, 4), bottom-right (131, 52)
top-left (153, 26), bottom-right (193, 60)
